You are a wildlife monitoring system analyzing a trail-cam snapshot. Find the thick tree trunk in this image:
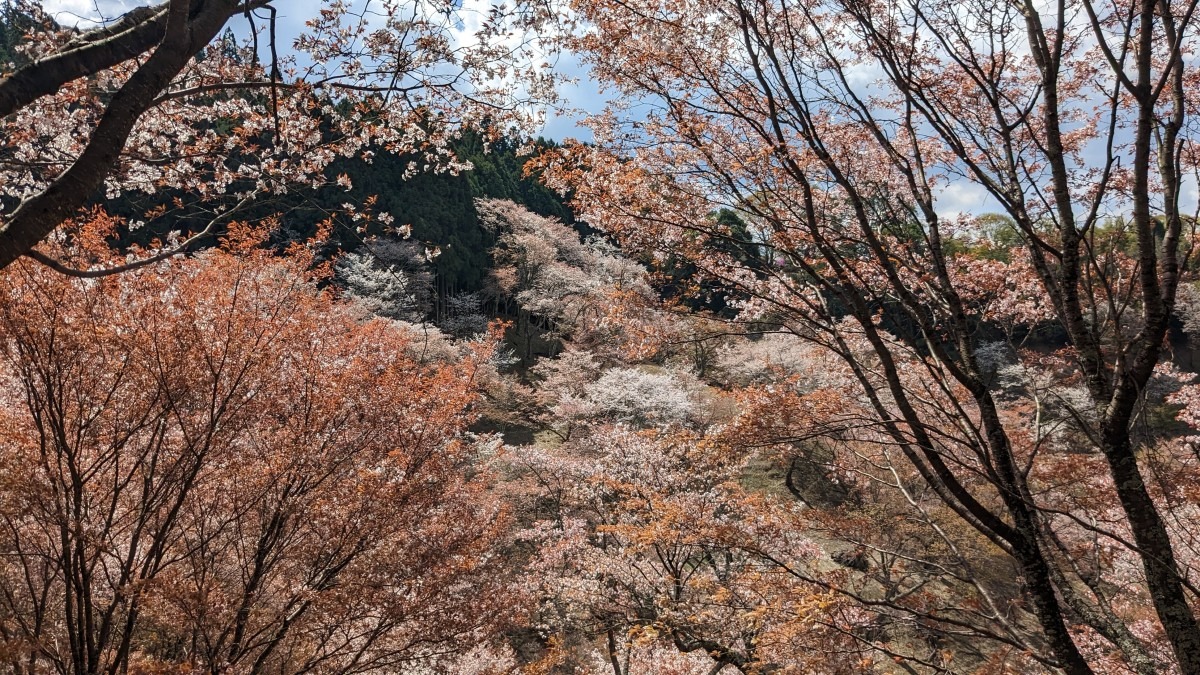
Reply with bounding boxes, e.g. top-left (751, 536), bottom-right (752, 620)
top-left (0, 0), bottom-right (242, 270)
